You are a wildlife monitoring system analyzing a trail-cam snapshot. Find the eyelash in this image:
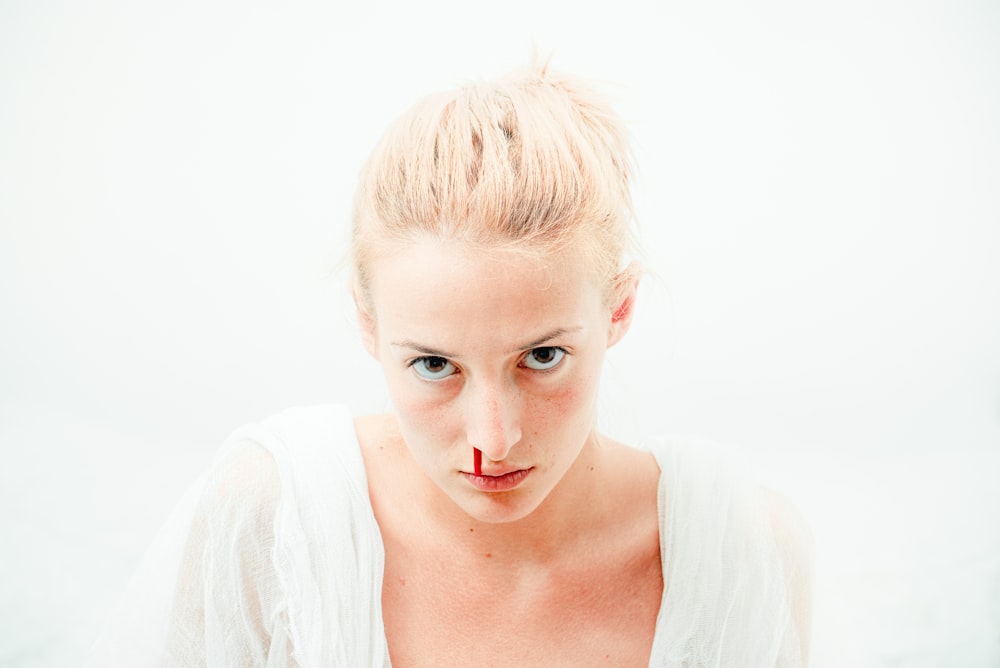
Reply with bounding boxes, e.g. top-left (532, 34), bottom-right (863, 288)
top-left (520, 346), bottom-right (567, 371)
top-left (407, 347), bottom-right (569, 380)
top-left (408, 356), bottom-right (456, 380)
